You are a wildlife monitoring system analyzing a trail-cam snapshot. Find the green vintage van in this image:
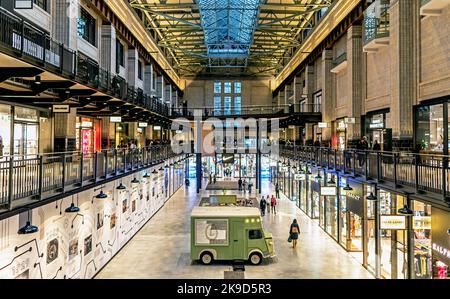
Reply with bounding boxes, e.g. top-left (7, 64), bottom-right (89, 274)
top-left (191, 207), bottom-right (275, 265)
